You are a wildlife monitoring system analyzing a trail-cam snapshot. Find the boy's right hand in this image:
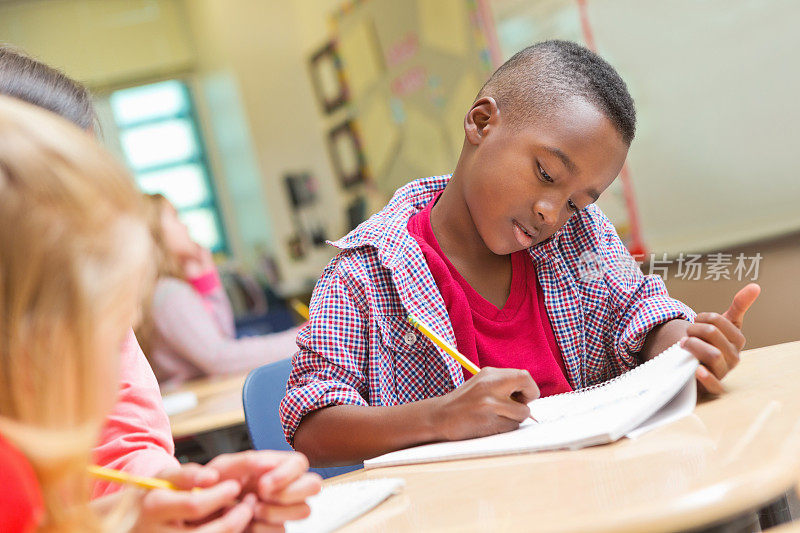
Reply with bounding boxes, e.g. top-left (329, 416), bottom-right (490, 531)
top-left (432, 367), bottom-right (540, 441)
